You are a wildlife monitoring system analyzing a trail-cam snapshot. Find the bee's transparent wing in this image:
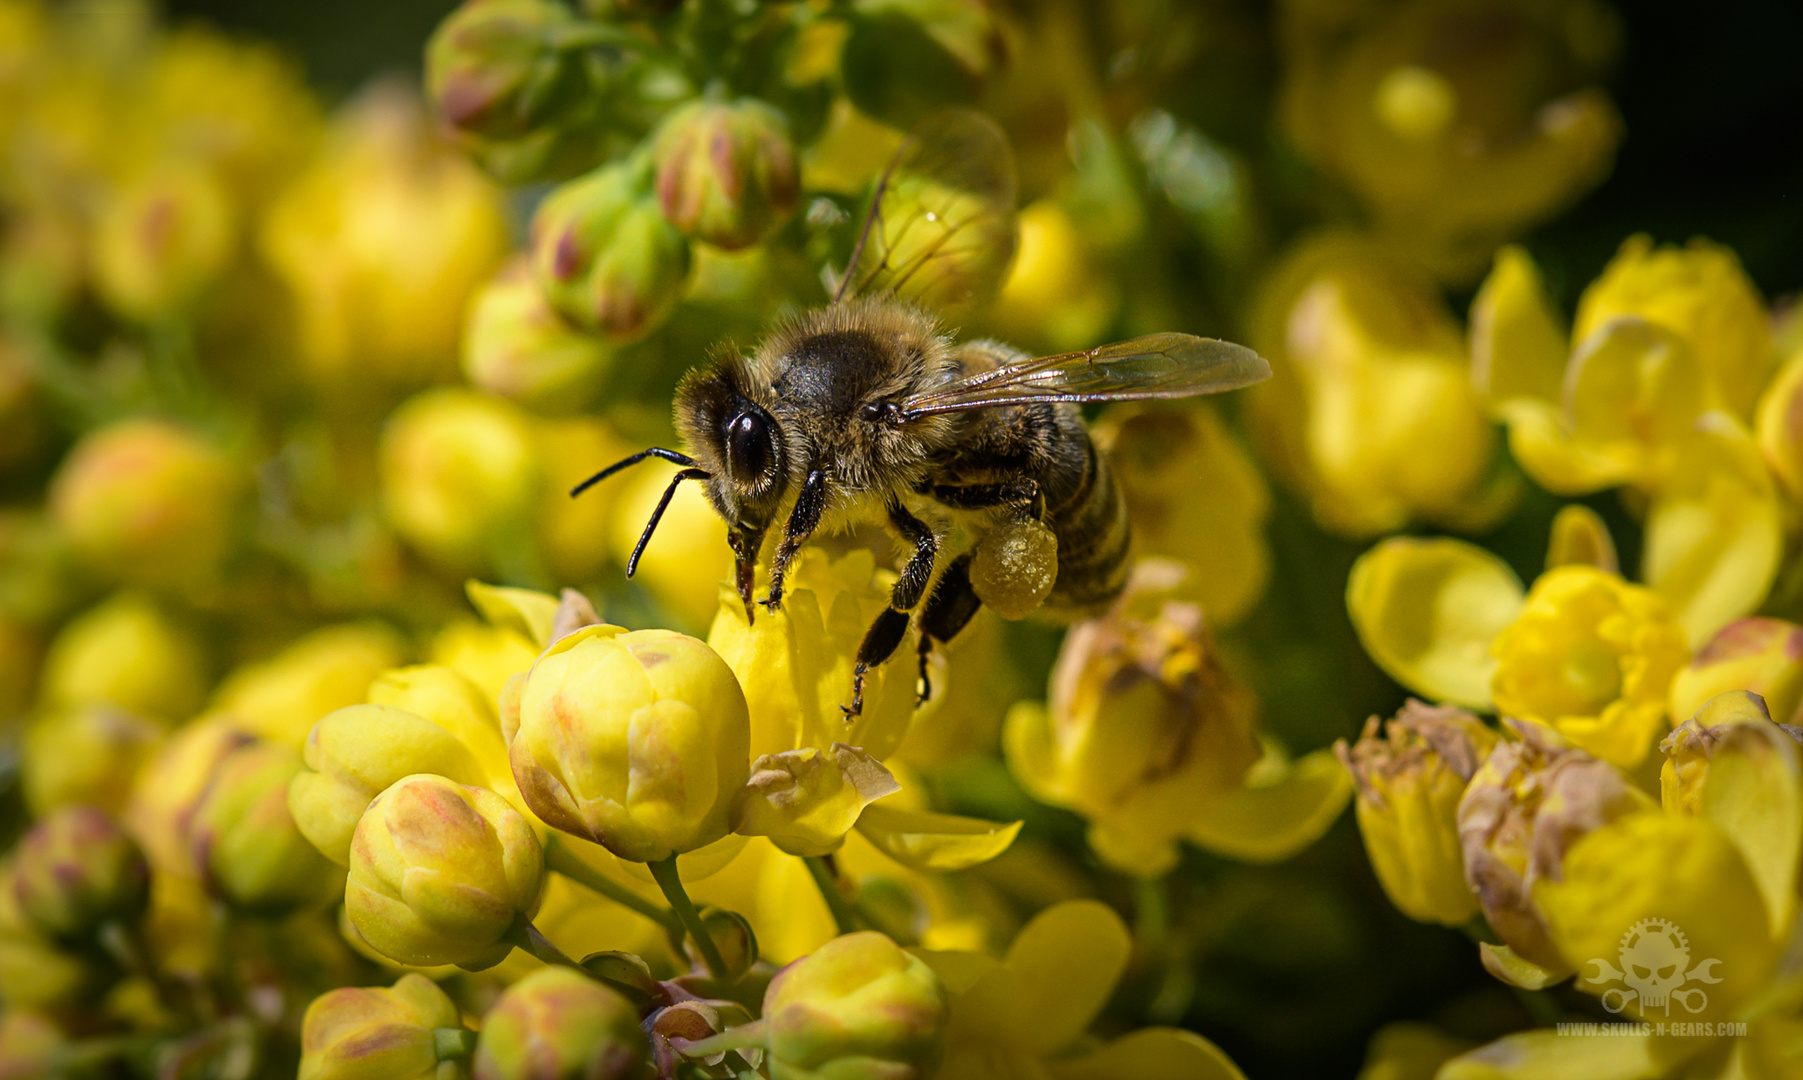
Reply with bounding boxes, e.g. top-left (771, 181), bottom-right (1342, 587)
top-left (833, 109), bottom-right (1018, 310)
top-left (897, 333), bottom-right (1271, 419)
